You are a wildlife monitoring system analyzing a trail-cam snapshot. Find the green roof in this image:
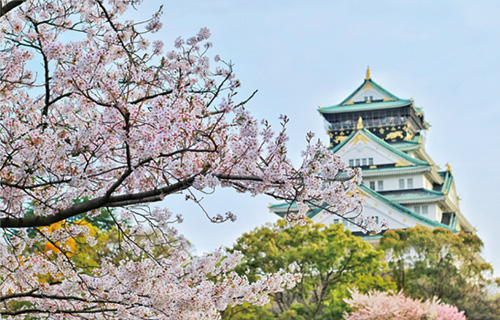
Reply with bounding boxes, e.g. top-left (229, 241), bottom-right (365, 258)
top-left (319, 77), bottom-right (412, 114)
top-left (379, 188), bottom-right (445, 203)
top-left (339, 78), bottom-right (401, 105)
top-left (359, 184), bottom-right (455, 231)
top-left (361, 165), bottom-right (431, 176)
top-left (268, 201), bottom-right (326, 219)
top-left (390, 135), bottom-right (422, 151)
top-left (361, 234), bottom-right (383, 241)
top-left (439, 170), bottom-right (454, 194)
top-left (318, 76), bottom-right (428, 130)
top-left (331, 128), bottom-right (429, 167)
top-left (269, 185), bottom-right (455, 232)
top-left (319, 100), bottom-right (412, 114)
top-left (269, 202), bottom-right (298, 210)
top-left (361, 128), bottom-right (428, 166)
